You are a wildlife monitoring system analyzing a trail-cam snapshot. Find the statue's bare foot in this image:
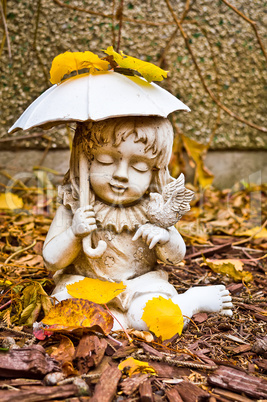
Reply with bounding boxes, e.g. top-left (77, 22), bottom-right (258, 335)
top-left (174, 285), bottom-right (233, 320)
